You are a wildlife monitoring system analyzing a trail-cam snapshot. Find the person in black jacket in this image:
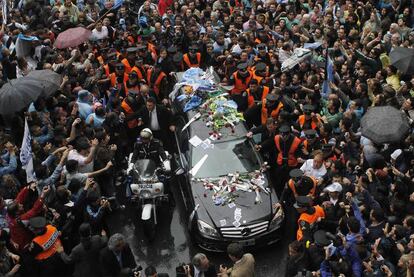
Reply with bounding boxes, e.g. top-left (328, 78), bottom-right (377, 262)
top-left (184, 253), bottom-right (217, 277)
top-left (286, 241), bottom-right (309, 277)
top-left (58, 223), bottom-right (108, 277)
top-left (99, 233), bottom-right (136, 277)
top-left (139, 97), bottom-right (176, 152)
top-left (131, 128), bottom-right (166, 166)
